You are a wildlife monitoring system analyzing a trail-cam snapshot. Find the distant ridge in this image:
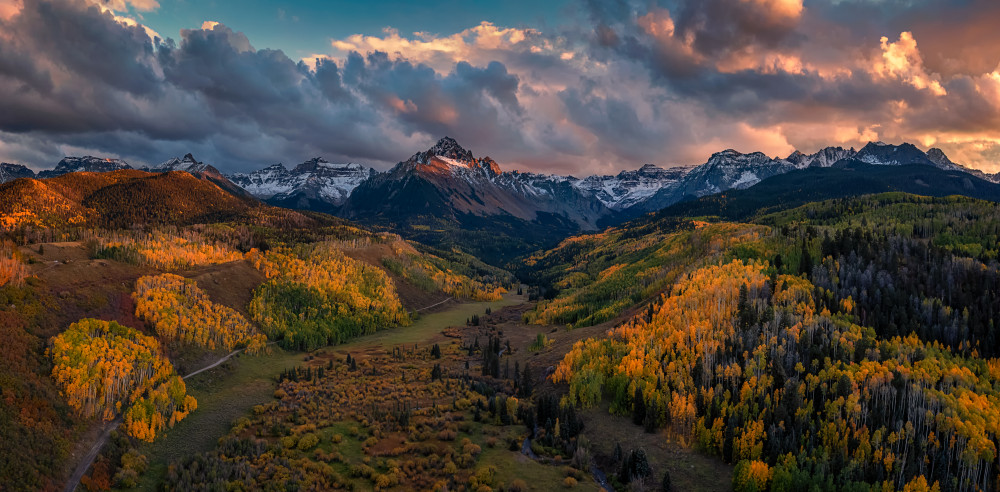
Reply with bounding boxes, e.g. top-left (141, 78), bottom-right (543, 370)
top-left (642, 161), bottom-right (1000, 224)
